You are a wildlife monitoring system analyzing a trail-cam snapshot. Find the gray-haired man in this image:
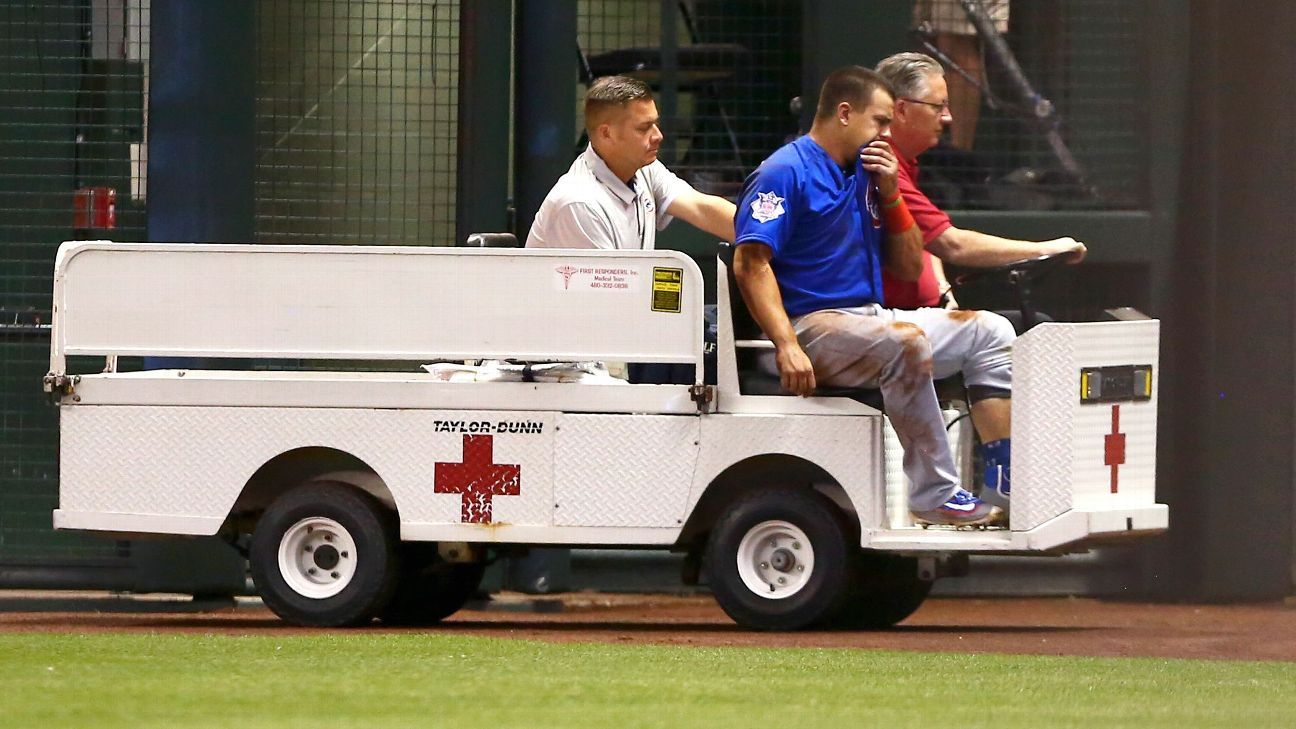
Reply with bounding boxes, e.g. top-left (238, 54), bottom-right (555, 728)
top-left (873, 52), bottom-right (1086, 314)
top-left (526, 75), bottom-right (735, 249)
